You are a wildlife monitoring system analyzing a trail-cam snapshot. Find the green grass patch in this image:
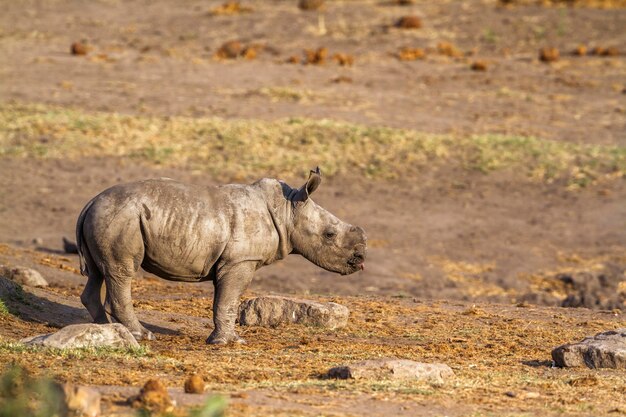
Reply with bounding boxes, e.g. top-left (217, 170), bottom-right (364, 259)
top-left (0, 300), bottom-right (8, 316)
top-left (1, 103), bottom-right (624, 187)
